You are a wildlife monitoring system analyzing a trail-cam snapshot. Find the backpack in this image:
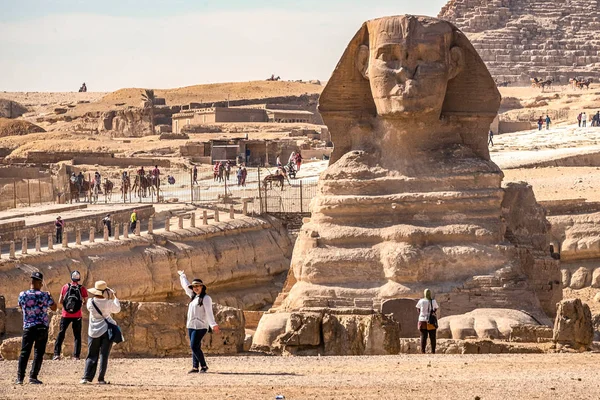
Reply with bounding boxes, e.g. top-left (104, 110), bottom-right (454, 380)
top-left (63, 284), bottom-right (83, 314)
